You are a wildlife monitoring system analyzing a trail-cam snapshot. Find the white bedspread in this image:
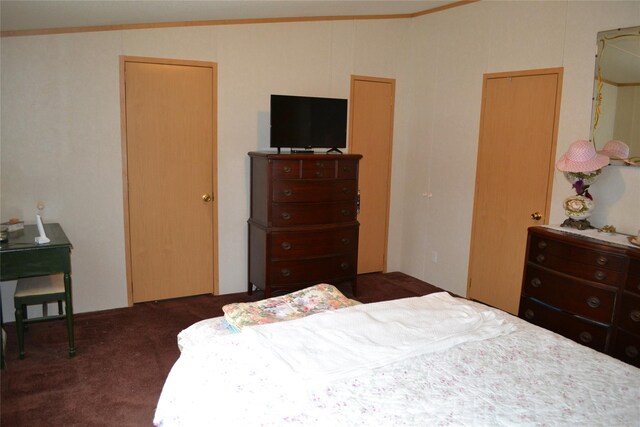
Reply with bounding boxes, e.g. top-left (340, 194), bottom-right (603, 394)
top-left (243, 292), bottom-right (515, 383)
top-left (154, 293), bottom-right (640, 427)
